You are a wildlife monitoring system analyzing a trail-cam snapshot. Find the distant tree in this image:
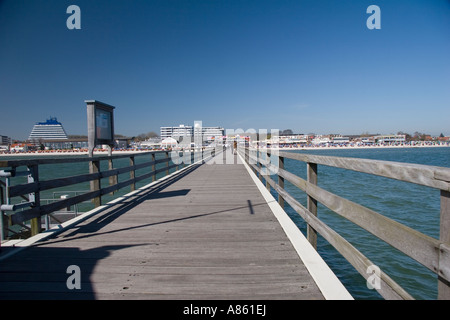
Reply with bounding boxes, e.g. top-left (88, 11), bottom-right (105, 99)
top-left (440, 133), bottom-right (445, 138)
top-left (136, 133), bottom-right (147, 141)
top-left (412, 131), bottom-right (422, 141)
top-left (412, 131), bottom-right (430, 141)
top-left (134, 131), bottom-right (159, 142)
top-left (397, 131), bottom-right (412, 142)
top-left (281, 129), bottom-right (293, 136)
